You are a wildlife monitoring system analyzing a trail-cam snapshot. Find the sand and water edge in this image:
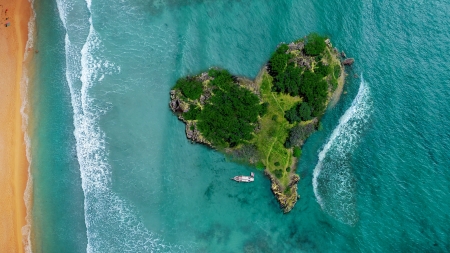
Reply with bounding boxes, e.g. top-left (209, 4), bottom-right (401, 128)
top-left (0, 0), bottom-right (33, 252)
